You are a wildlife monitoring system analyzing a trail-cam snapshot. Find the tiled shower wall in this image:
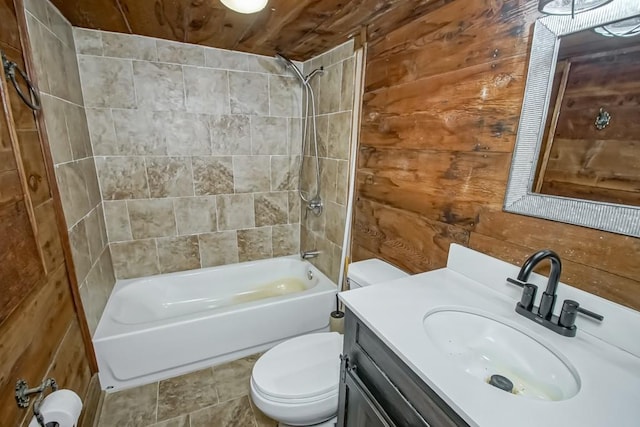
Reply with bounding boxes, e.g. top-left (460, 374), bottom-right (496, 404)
top-left (300, 42), bottom-right (356, 284)
top-left (73, 29), bottom-right (304, 279)
top-left (24, 0), bottom-right (115, 334)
